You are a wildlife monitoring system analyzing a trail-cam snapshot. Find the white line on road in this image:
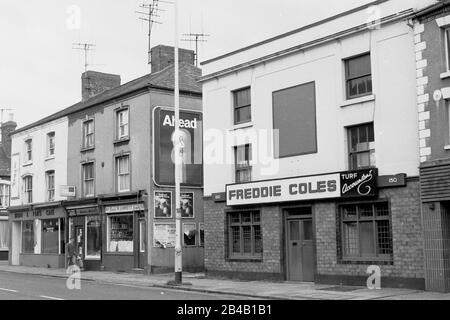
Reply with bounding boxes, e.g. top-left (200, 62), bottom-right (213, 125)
top-left (0, 288), bottom-right (18, 293)
top-left (39, 295), bottom-right (64, 300)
